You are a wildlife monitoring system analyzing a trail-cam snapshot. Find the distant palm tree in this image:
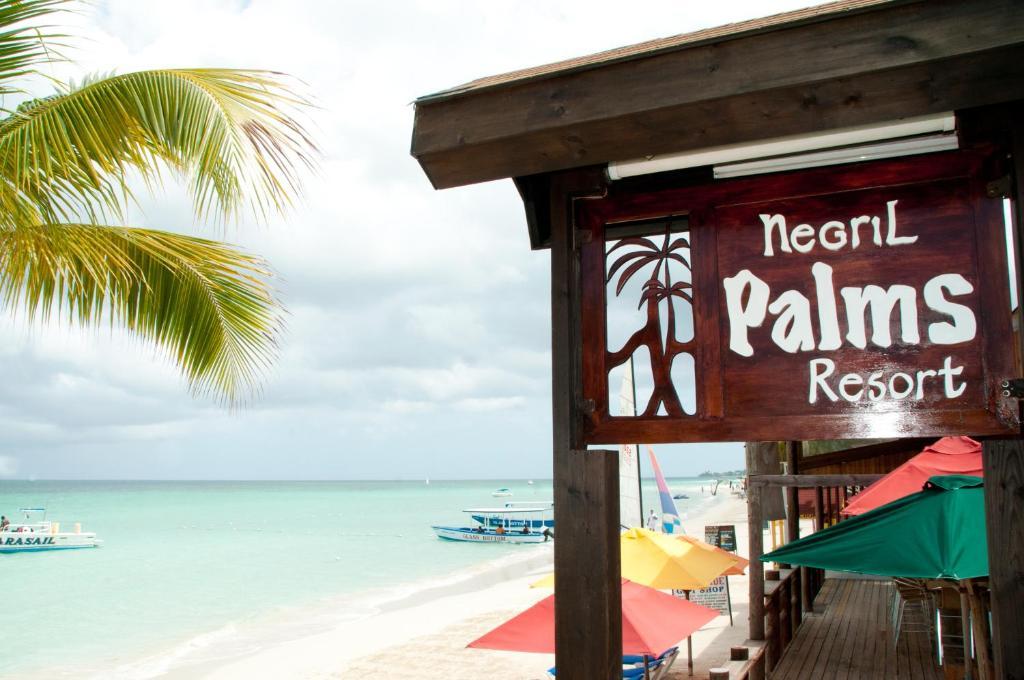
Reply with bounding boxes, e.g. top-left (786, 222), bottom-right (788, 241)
top-left (606, 227), bottom-right (693, 416)
top-left (0, 0), bottom-right (317, 403)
